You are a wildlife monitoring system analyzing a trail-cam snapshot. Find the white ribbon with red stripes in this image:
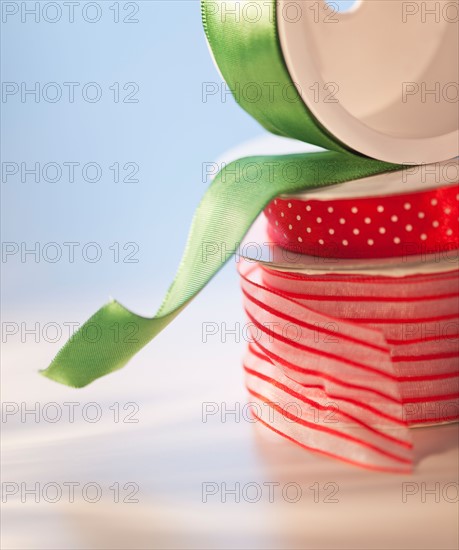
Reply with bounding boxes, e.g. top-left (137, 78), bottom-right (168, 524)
top-left (239, 259), bottom-right (459, 472)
